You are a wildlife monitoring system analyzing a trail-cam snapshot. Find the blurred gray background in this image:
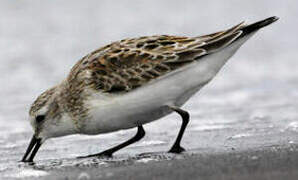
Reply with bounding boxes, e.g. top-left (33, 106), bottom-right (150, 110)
top-left (0, 0), bottom-right (298, 179)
